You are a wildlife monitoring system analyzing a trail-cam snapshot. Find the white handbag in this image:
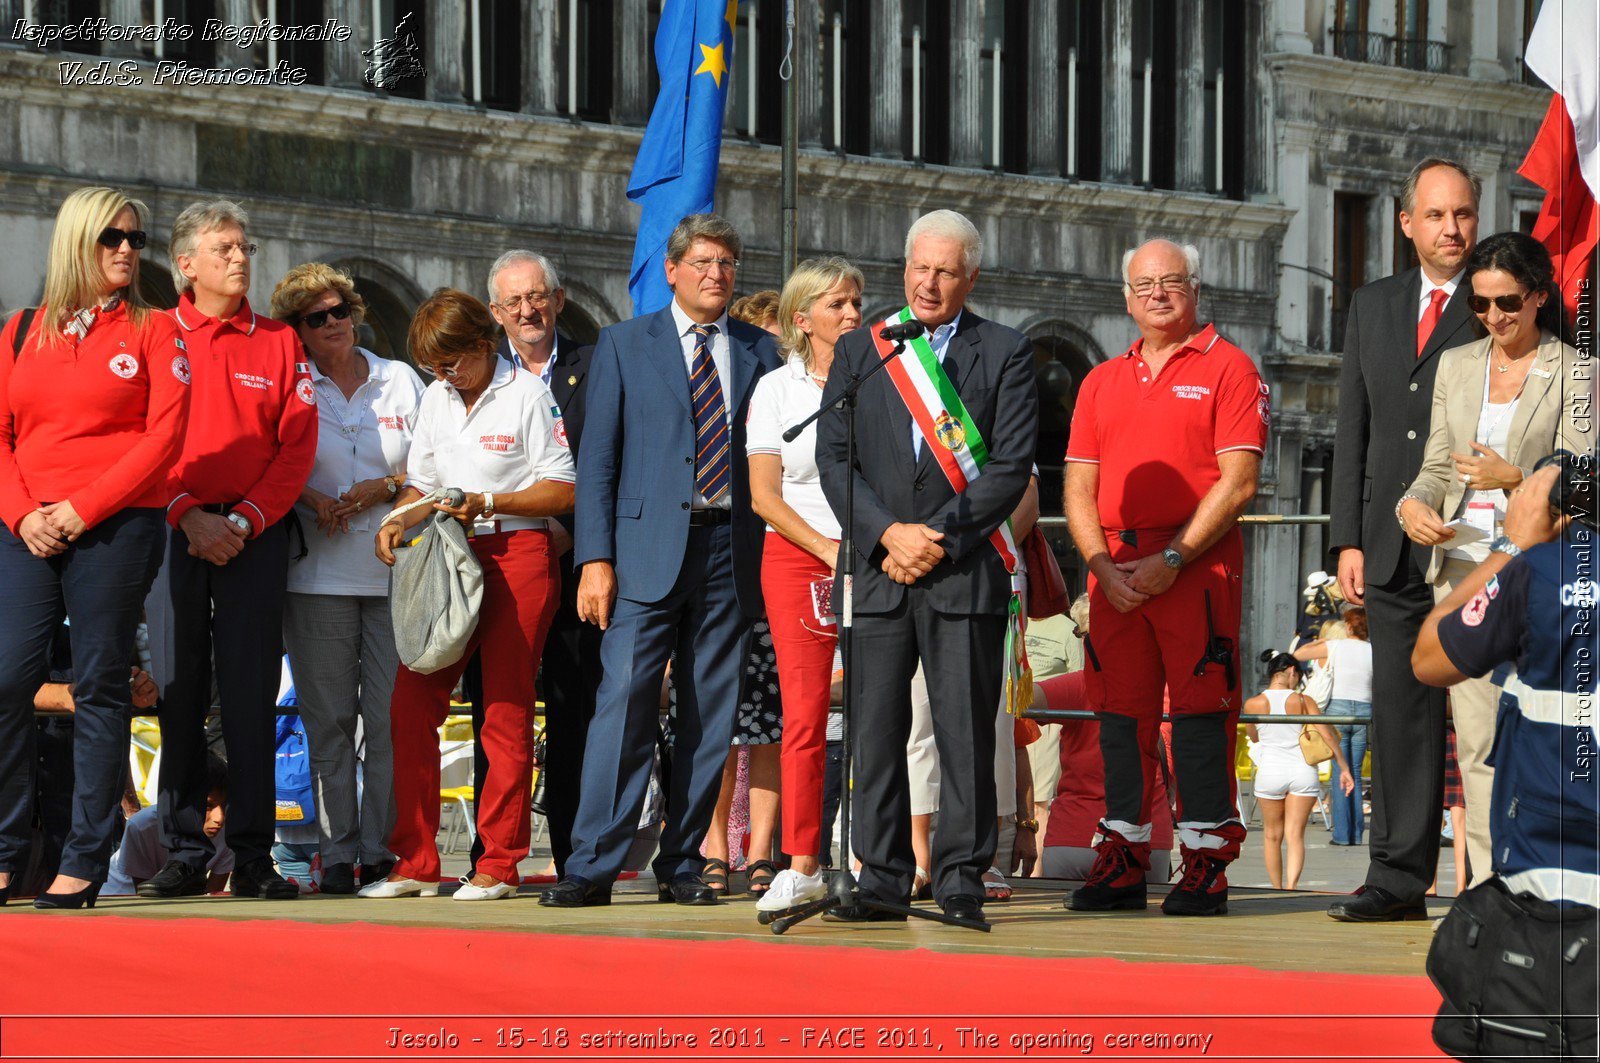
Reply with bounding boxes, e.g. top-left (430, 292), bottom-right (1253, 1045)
top-left (1301, 656), bottom-right (1334, 710)
top-left (385, 488), bottom-right (484, 675)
